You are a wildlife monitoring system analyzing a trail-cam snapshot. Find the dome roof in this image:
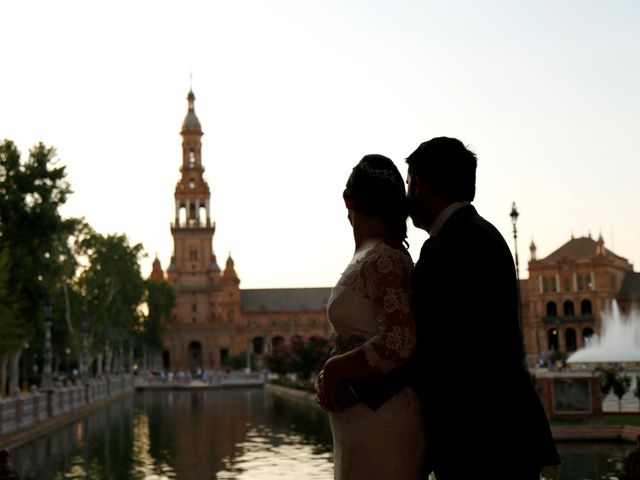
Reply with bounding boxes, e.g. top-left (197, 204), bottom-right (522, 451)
top-left (181, 90), bottom-right (202, 133)
top-left (182, 111), bottom-right (201, 132)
